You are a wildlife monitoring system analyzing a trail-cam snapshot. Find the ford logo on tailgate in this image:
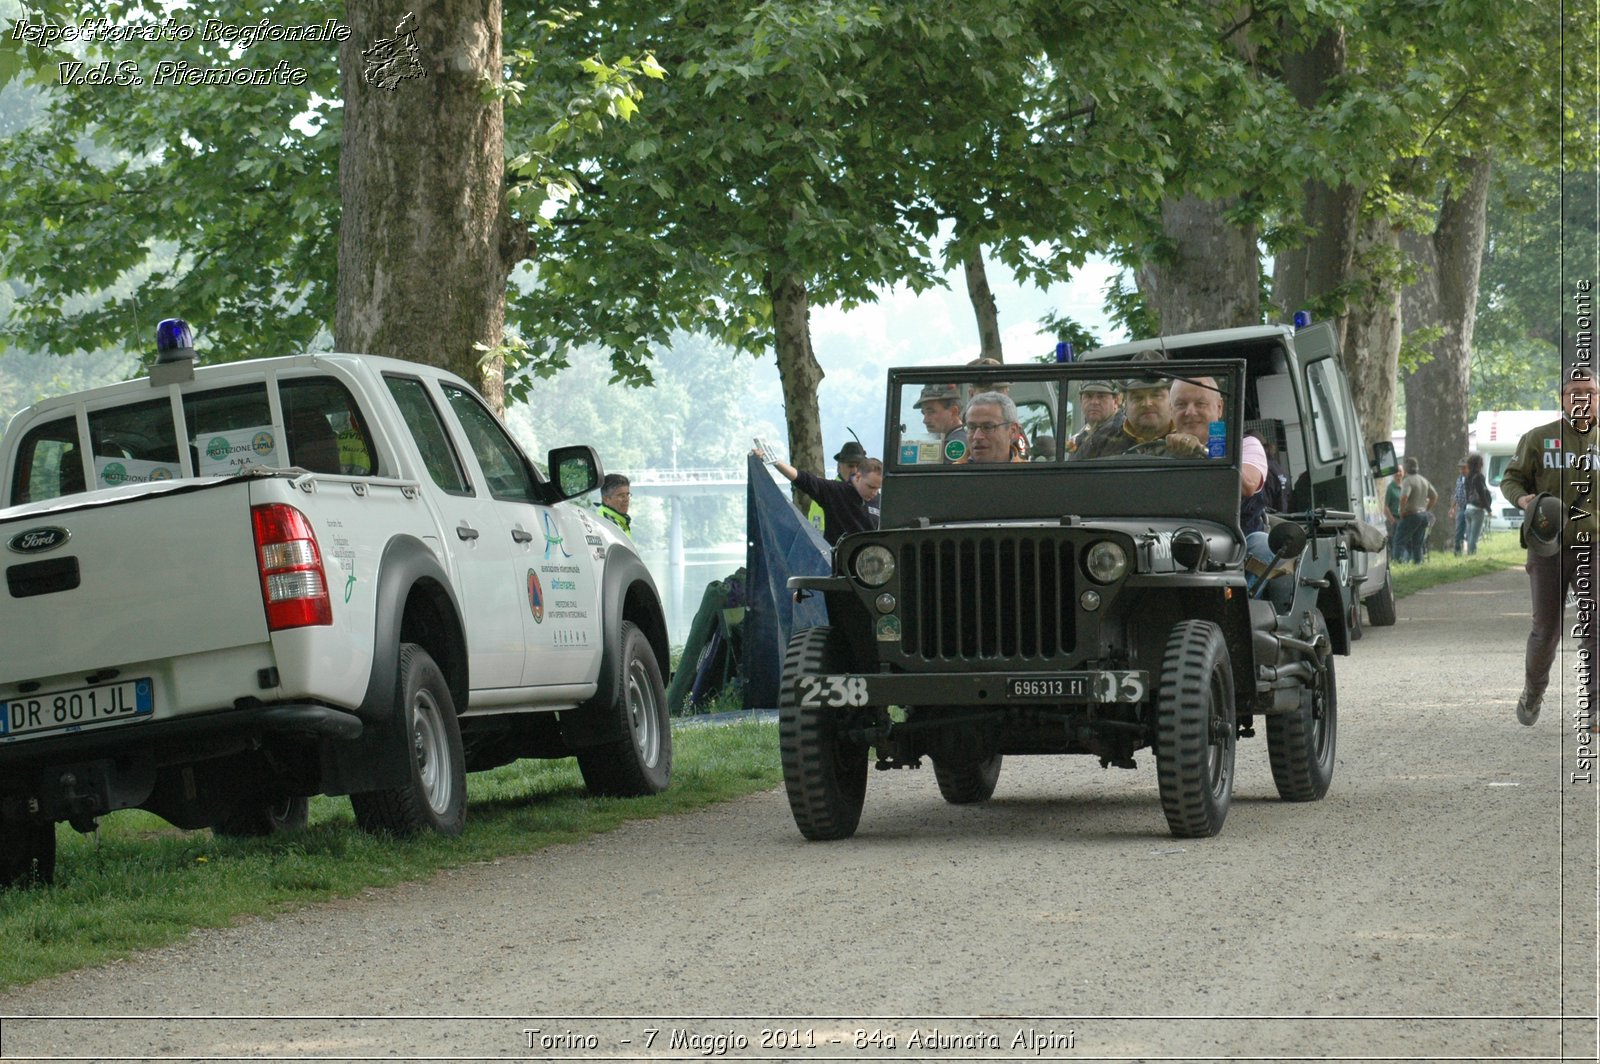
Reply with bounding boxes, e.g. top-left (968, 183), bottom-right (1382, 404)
top-left (8, 527), bottom-right (70, 554)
